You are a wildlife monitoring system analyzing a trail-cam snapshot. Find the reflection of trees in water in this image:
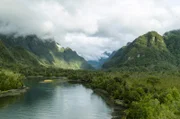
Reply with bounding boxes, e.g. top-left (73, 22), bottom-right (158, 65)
top-left (0, 96), bottom-right (22, 109)
top-left (22, 82), bottom-right (56, 106)
top-left (23, 82), bottom-right (84, 106)
top-left (0, 81), bottom-right (89, 110)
